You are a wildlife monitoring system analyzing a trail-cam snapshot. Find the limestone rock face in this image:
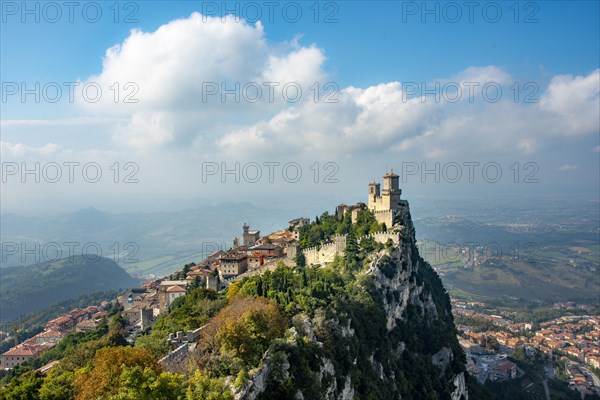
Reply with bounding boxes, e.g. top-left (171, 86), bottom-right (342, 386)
top-left (452, 372), bottom-right (469, 400)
